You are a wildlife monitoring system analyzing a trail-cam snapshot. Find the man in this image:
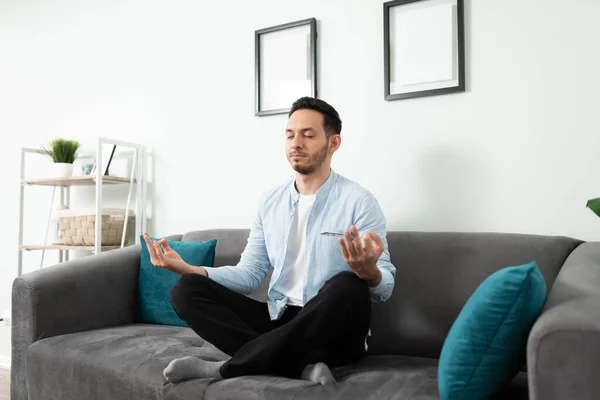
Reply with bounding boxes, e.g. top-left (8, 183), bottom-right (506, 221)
top-left (143, 97), bottom-right (396, 385)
